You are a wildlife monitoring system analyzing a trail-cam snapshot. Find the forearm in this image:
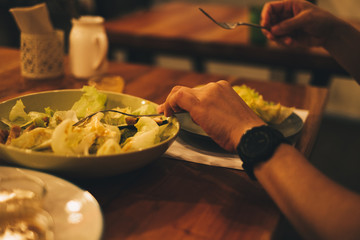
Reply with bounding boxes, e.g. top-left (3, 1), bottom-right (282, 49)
top-left (254, 144), bottom-right (360, 240)
top-left (324, 19), bottom-right (360, 84)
